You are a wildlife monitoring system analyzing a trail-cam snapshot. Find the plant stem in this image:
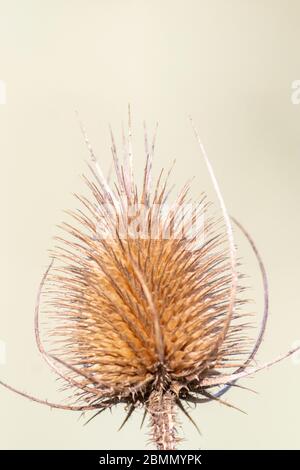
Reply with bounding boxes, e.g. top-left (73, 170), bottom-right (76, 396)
top-left (147, 389), bottom-right (179, 450)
